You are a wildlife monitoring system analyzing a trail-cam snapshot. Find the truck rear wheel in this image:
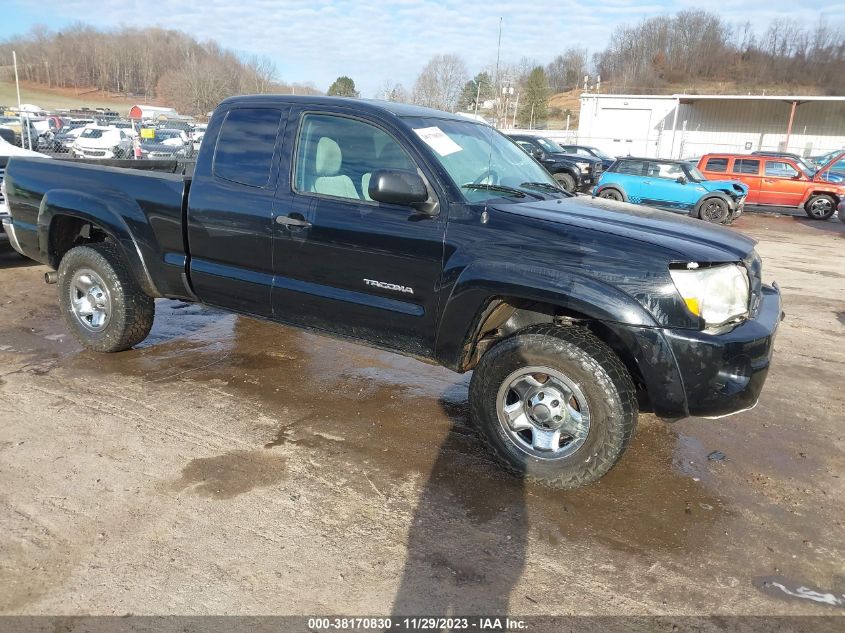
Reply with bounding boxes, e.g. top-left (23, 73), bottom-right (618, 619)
top-left (57, 242), bottom-right (154, 352)
top-left (469, 324), bottom-right (637, 489)
top-left (804, 194), bottom-right (835, 220)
